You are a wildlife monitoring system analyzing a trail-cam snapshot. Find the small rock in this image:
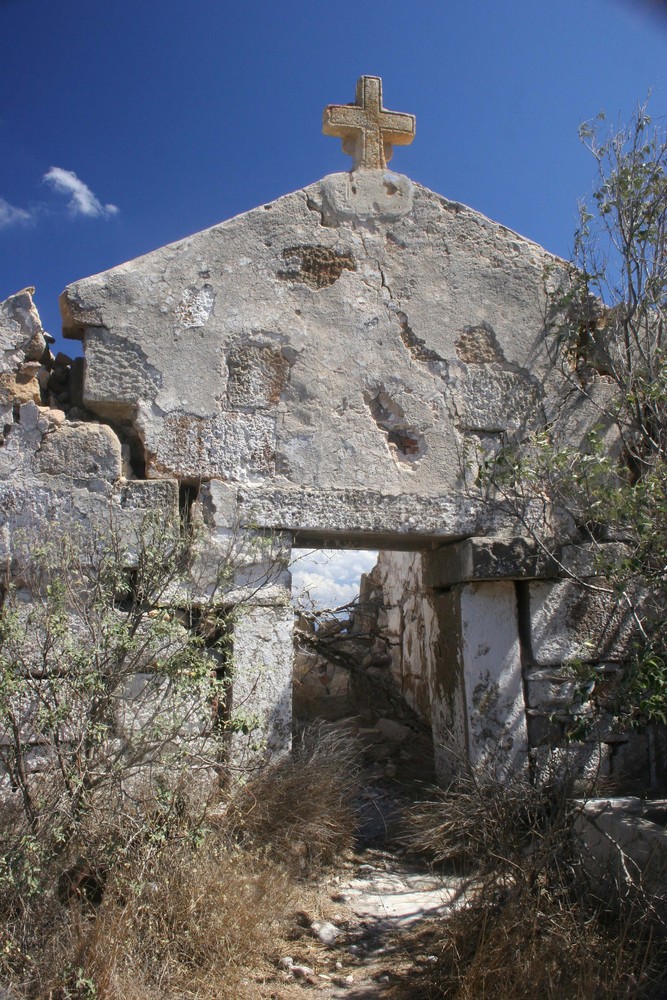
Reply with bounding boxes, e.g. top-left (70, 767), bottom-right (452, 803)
top-left (279, 956), bottom-right (315, 979)
top-left (311, 919), bottom-right (341, 945)
top-left (291, 964), bottom-right (315, 979)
